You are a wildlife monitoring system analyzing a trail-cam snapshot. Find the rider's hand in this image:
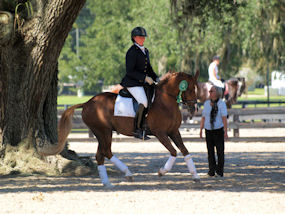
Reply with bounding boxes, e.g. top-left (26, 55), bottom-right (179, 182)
top-left (145, 76), bottom-right (154, 85)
